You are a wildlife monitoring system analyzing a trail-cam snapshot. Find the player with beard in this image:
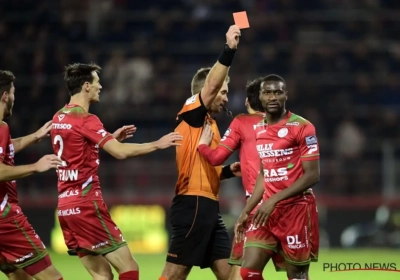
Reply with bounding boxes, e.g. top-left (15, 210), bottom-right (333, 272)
top-left (197, 77), bottom-right (286, 280)
top-left (160, 25), bottom-right (242, 280)
top-left (0, 70), bottom-right (64, 280)
top-left (51, 63), bottom-right (182, 280)
top-left (236, 75), bottom-right (320, 280)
